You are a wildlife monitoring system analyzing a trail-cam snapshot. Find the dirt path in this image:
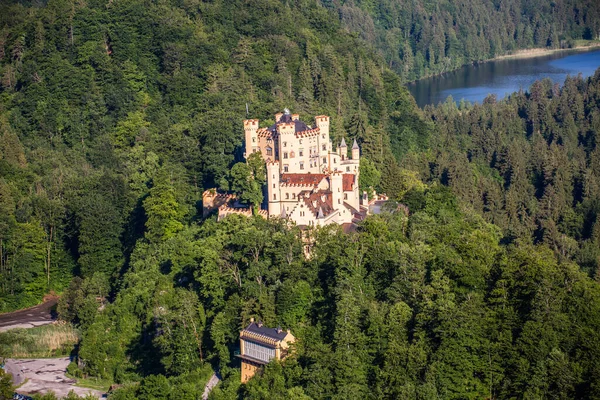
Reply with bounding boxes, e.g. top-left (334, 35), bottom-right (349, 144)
top-left (0, 299), bottom-right (57, 332)
top-left (6, 358), bottom-right (104, 399)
